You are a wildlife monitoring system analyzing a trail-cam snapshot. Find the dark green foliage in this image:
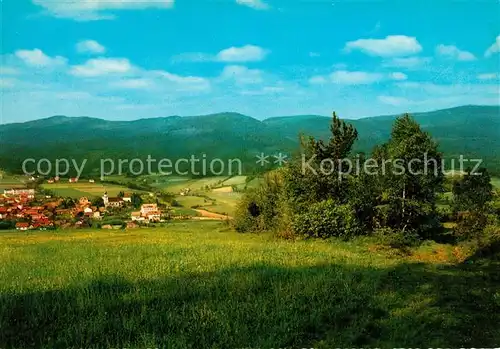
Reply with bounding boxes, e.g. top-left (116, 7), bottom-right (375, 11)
top-left (376, 114), bottom-right (444, 239)
top-left (374, 227), bottom-right (421, 249)
top-left (91, 197), bottom-right (105, 208)
top-left (292, 200), bottom-right (361, 239)
top-left (233, 171), bottom-right (284, 233)
top-left (452, 168), bottom-right (495, 241)
top-left (454, 211), bottom-right (489, 241)
top-left (0, 220), bottom-right (15, 230)
top-left (452, 168), bottom-right (493, 212)
top-left (59, 197), bottom-right (76, 209)
top-left (131, 193), bottom-right (143, 209)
